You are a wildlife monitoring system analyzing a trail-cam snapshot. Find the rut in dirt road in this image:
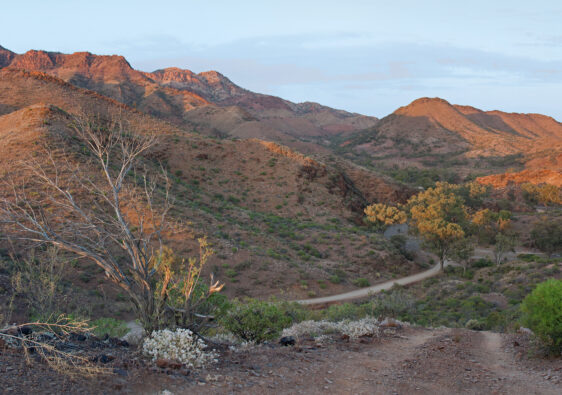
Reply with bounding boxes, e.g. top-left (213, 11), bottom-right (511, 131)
top-left (393, 329), bottom-right (561, 395)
